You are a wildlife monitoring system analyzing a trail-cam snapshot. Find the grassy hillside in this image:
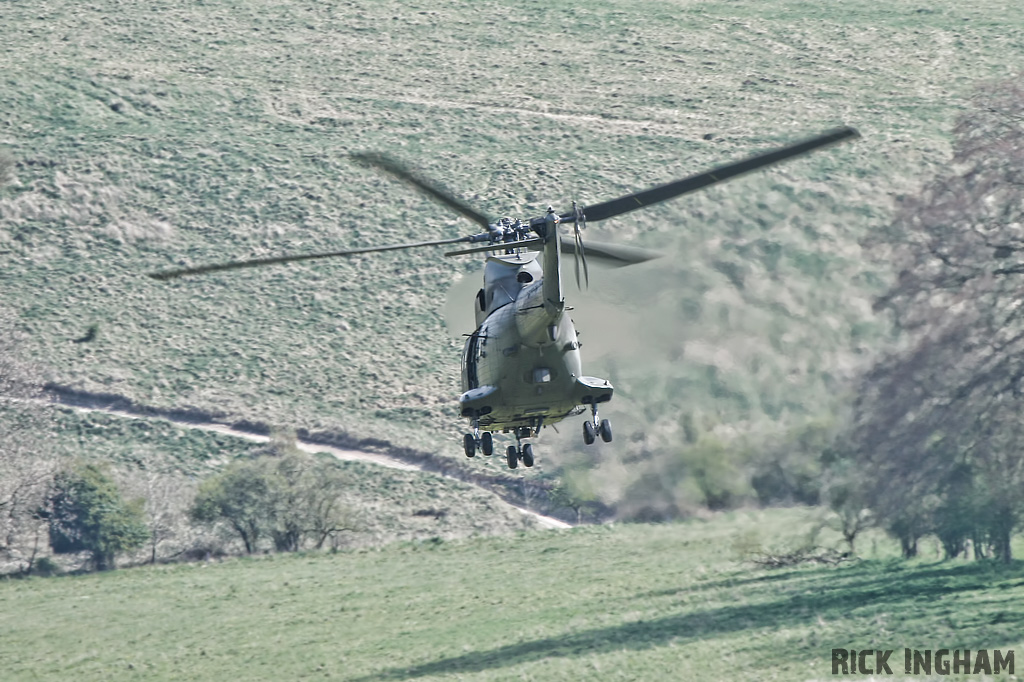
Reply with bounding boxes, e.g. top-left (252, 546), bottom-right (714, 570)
top-left (3, 507), bottom-right (1022, 681)
top-left (3, 0), bottom-right (1023, 487)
